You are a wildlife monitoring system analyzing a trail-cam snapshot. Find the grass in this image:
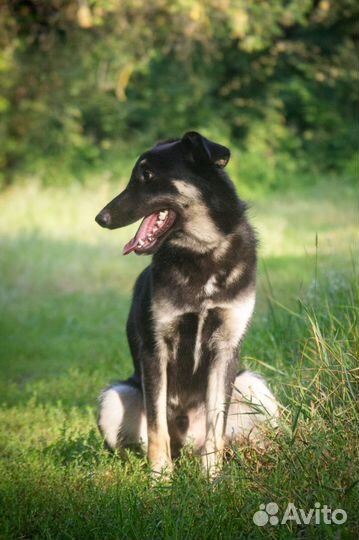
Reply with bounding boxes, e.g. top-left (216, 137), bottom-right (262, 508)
top-left (0, 177), bottom-right (358, 539)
